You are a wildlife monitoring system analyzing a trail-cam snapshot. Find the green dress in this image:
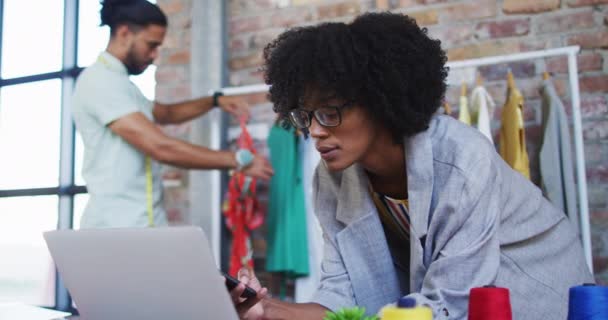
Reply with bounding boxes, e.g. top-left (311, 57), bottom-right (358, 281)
top-left (266, 124), bottom-right (309, 278)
